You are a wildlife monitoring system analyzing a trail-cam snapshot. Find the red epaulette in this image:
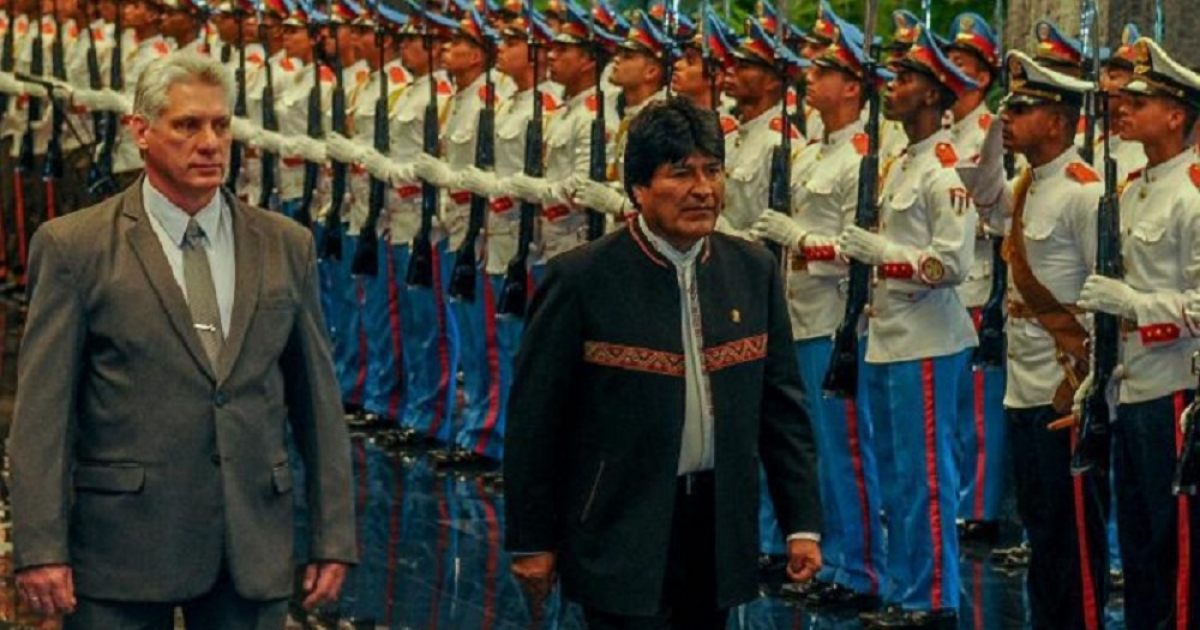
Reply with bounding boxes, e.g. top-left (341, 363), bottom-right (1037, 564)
top-left (153, 40), bottom-right (170, 56)
top-left (247, 52), bottom-right (264, 65)
top-left (720, 115), bottom-right (738, 135)
top-left (280, 57), bottom-right (296, 72)
top-left (935, 142), bottom-right (958, 168)
top-left (318, 65), bottom-right (335, 83)
top-left (1066, 162), bottom-right (1101, 184)
top-left (542, 91), bottom-right (560, 112)
top-left (853, 132), bottom-right (868, 156)
top-left (436, 79), bottom-right (452, 95)
top-left (979, 113), bottom-right (993, 130)
top-left (355, 68), bottom-right (370, 85)
top-left (585, 93), bottom-right (599, 113)
top-left (1191, 164), bottom-right (1200, 188)
top-left (769, 116), bottom-right (801, 140)
top-left (389, 66), bottom-right (407, 85)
